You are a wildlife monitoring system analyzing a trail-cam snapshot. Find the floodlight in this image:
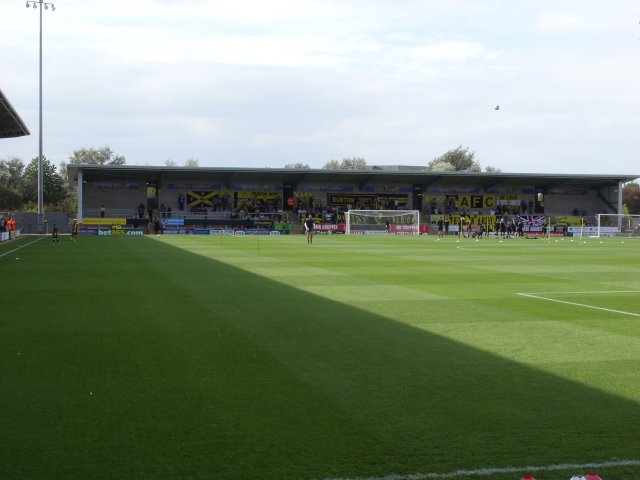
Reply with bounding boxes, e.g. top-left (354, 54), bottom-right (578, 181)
top-left (26, 0), bottom-right (56, 232)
